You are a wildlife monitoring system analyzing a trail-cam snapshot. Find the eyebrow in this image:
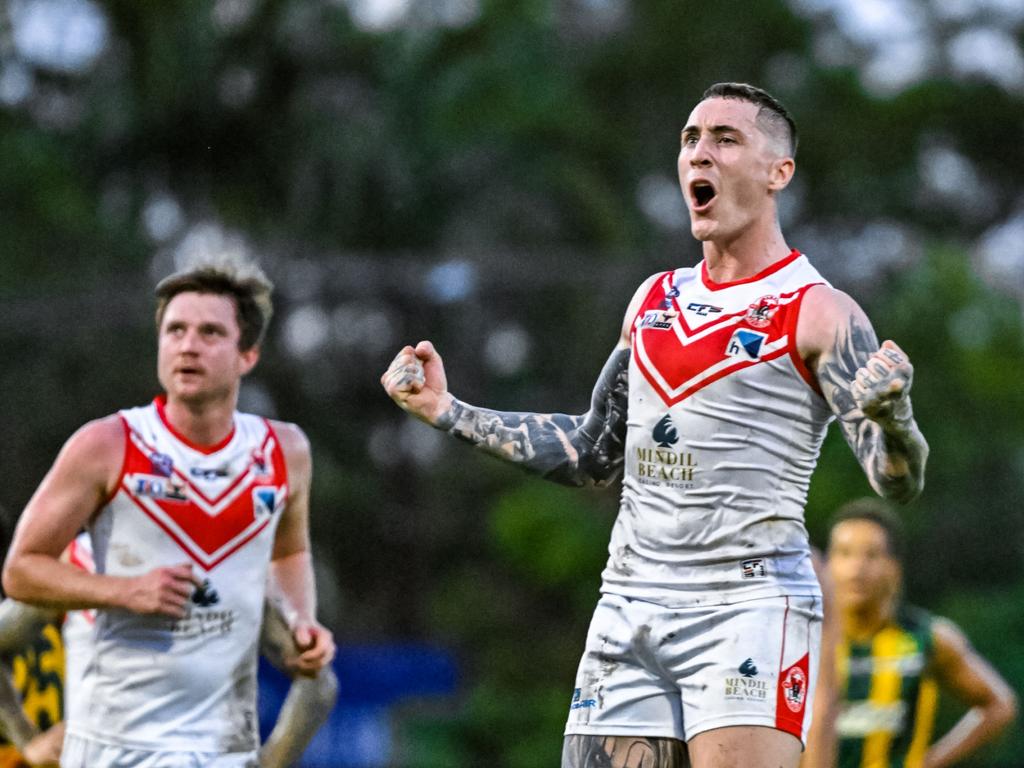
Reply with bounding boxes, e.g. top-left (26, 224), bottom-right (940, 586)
top-left (682, 124), bottom-right (743, 136)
